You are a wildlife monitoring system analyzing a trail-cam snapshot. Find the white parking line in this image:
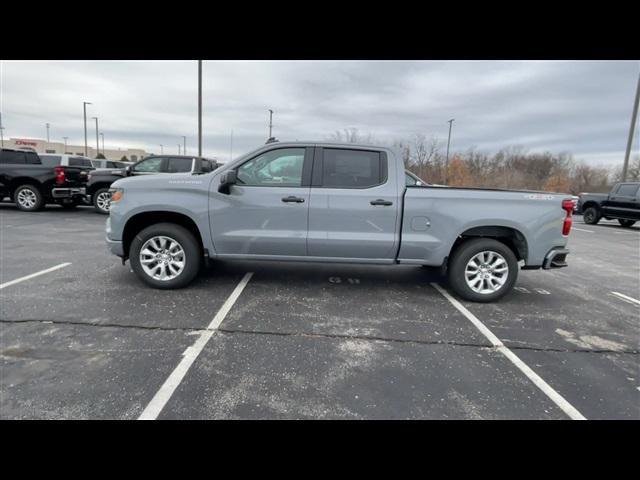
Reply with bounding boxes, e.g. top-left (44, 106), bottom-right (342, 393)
top-left (431, 283), bottom-right (587, 420)
top-left (138, 272), bottom-right (254, 420)
top-left (572, 227), bottom-right (594, 233)
top-left (0, 263), bottom-right (72, 290)
top-left (610, 291), bottom-right (640, 306)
